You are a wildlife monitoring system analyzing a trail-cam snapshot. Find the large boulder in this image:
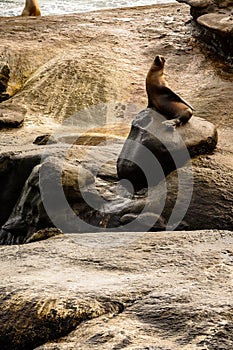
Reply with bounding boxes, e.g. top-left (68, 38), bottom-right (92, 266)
top-left (0, 141), bottom-right (126, 244)
top-left (150, 158), bottom-right (233, 230)
top-left (117, 108), bottom-right (217, 191)
top-left (0, 149), bottom-right (96, 244)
